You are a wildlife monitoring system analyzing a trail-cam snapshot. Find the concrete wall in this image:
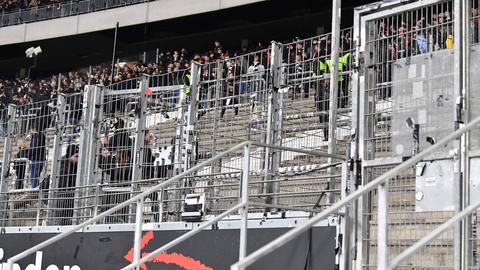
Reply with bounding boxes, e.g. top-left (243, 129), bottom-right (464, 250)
top-left (0, 0), bottom-right (266, 46)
